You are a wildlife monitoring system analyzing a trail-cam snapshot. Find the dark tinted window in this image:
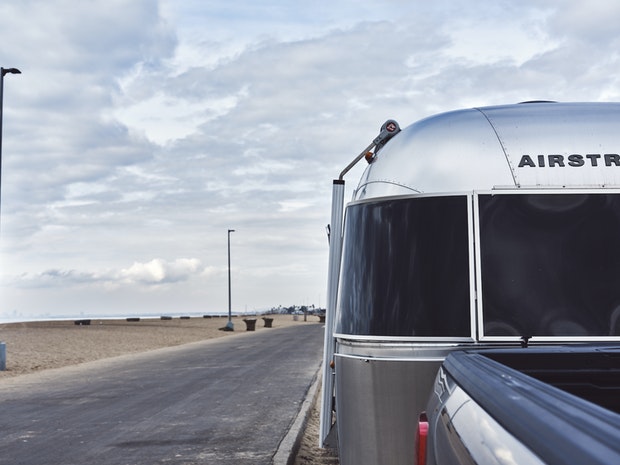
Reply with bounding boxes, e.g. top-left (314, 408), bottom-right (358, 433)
top-left (479, 194), bottom-right (620, 337)
top-left (336, 196), bottom-right (471, 337)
